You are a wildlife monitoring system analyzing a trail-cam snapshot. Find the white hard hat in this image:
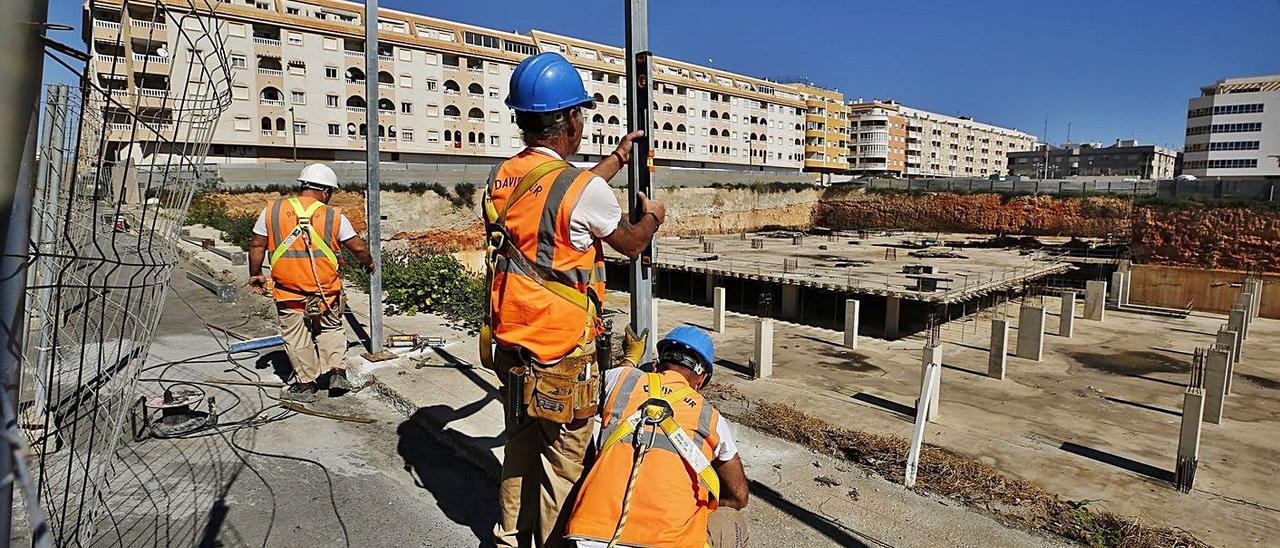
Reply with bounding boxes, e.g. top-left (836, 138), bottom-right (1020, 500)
top-left (298, 163), bottom-right (338, 189)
